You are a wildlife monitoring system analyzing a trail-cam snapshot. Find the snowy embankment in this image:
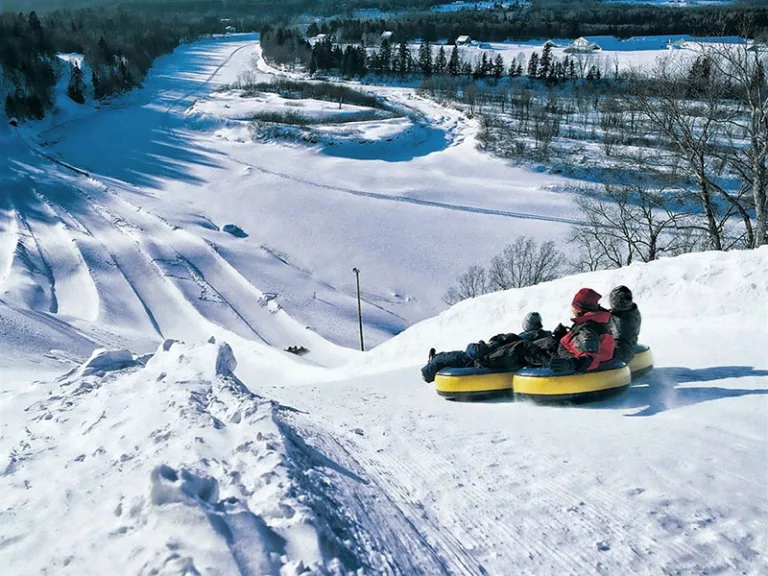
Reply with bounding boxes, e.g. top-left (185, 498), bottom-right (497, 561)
top-left (0, 339), bottom-right (364, 575)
